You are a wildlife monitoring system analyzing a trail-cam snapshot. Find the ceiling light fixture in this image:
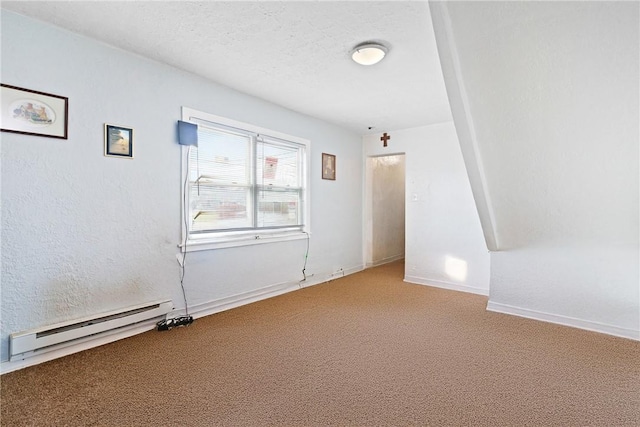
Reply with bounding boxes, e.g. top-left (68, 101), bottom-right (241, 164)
top-left (351, 42), bottom-right (388, 66)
